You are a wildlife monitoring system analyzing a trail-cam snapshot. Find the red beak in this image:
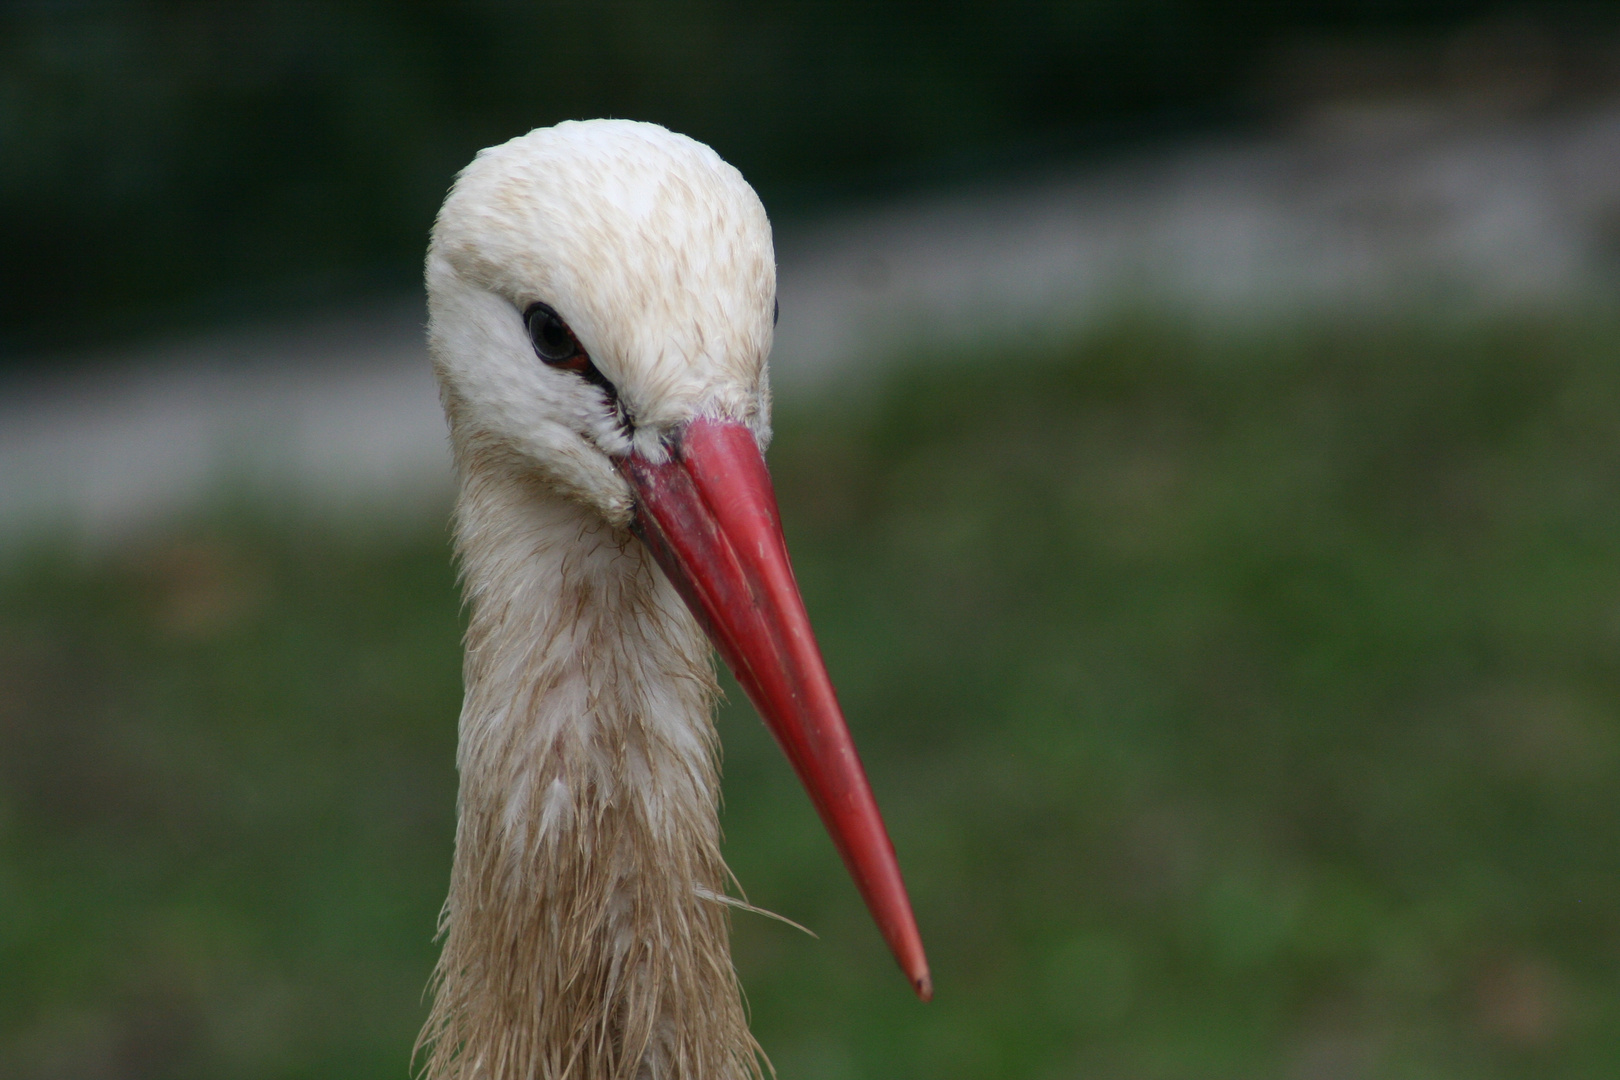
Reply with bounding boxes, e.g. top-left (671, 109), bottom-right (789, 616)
top-left (617, 417), bottom-right (932, 1001)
